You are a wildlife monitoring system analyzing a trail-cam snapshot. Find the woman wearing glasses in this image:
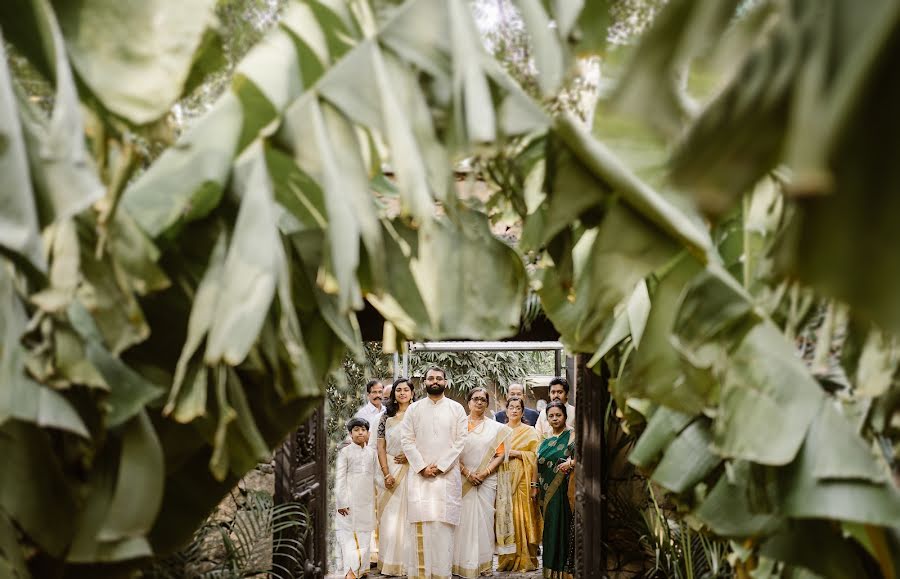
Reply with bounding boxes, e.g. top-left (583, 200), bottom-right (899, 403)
top-left (496, 397), bottom-right (542, 573)
top-left (452, 387), bottom-right (513, 577)
top-left (534, 400), bottom-right (576, 578)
